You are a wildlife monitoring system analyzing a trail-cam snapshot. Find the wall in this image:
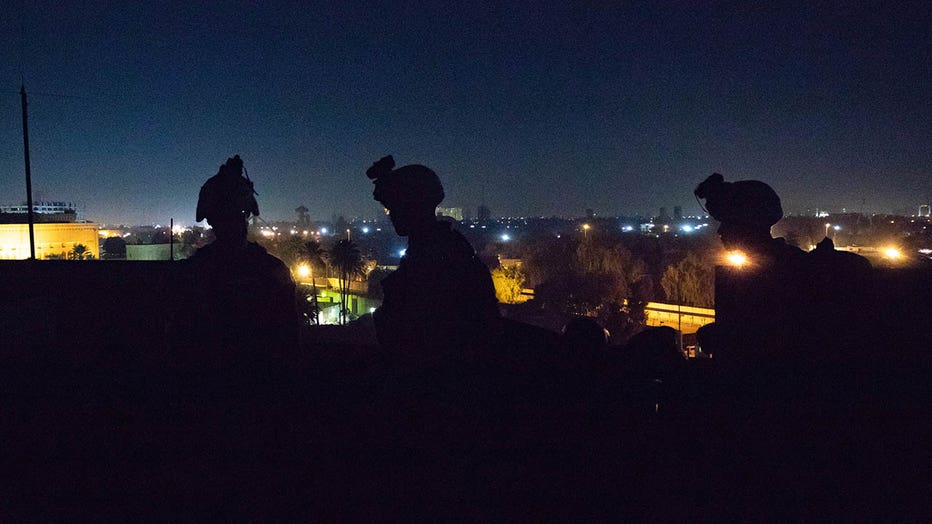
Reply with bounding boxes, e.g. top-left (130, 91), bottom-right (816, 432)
top-left (126, 243), bottom-right (190, 261)
top-left (643, 301), bottom-right (715, 334)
